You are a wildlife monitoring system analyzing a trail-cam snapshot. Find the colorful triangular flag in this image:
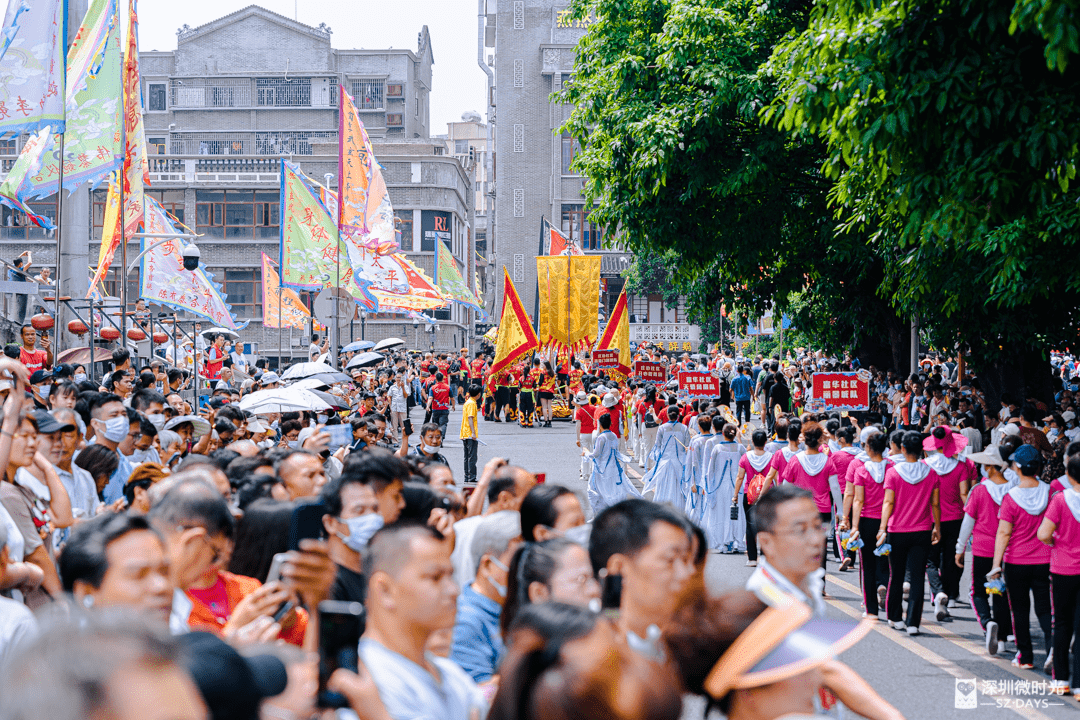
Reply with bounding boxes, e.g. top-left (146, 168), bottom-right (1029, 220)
top-left (490, 267), bottom-right (540, 377)
top-left (595, 288), bottom-right (630, 376)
